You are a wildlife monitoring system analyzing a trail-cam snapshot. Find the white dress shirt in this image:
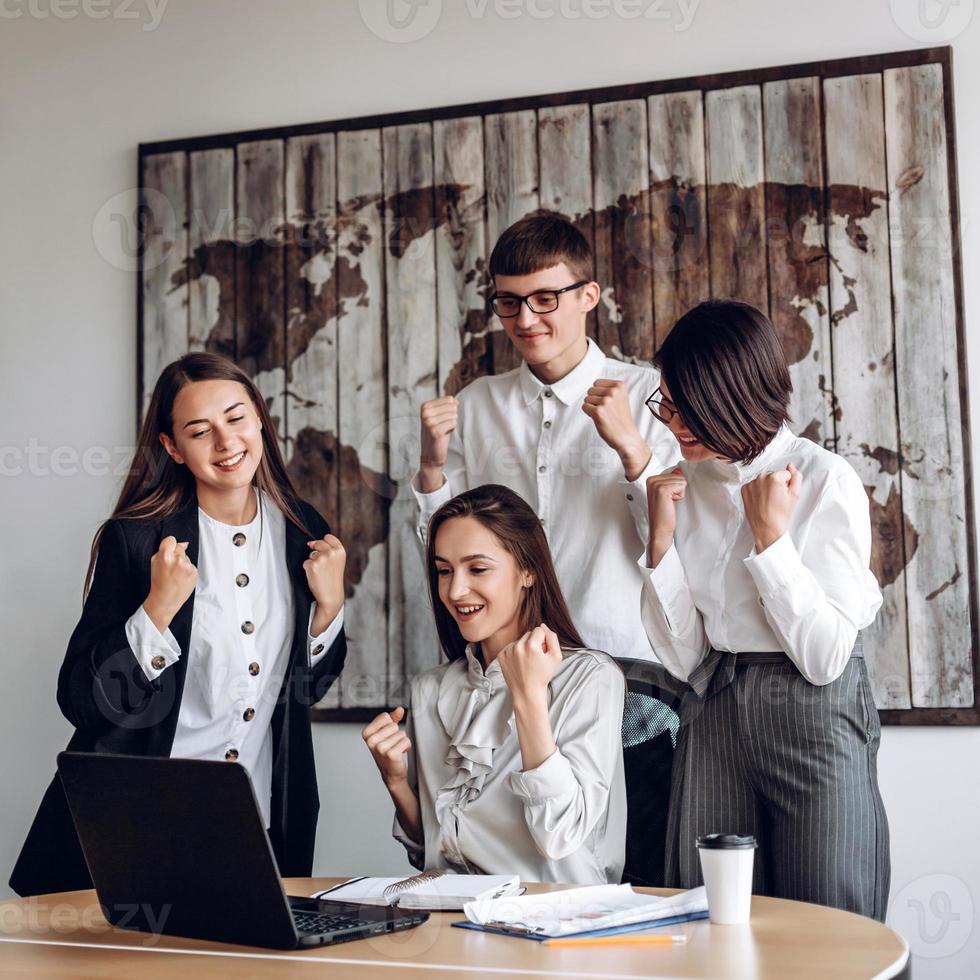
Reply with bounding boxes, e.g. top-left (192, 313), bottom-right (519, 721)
top-left (394, 646), bottom-right (626, 885)
top-left (640, 425), bottom-right (883, 687)
top-left (413, 338), bottom-right (680, 662)
top-left (124, 490), bottom-right (343, 827)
